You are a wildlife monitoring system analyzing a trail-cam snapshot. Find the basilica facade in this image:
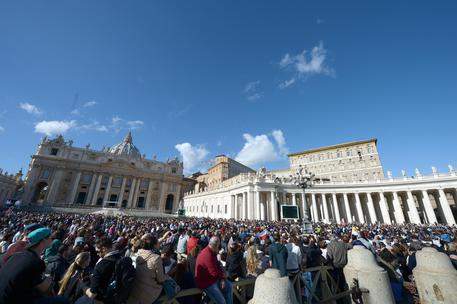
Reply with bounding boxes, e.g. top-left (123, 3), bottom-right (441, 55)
top-left (22, 132), bottom-right (186, 213)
